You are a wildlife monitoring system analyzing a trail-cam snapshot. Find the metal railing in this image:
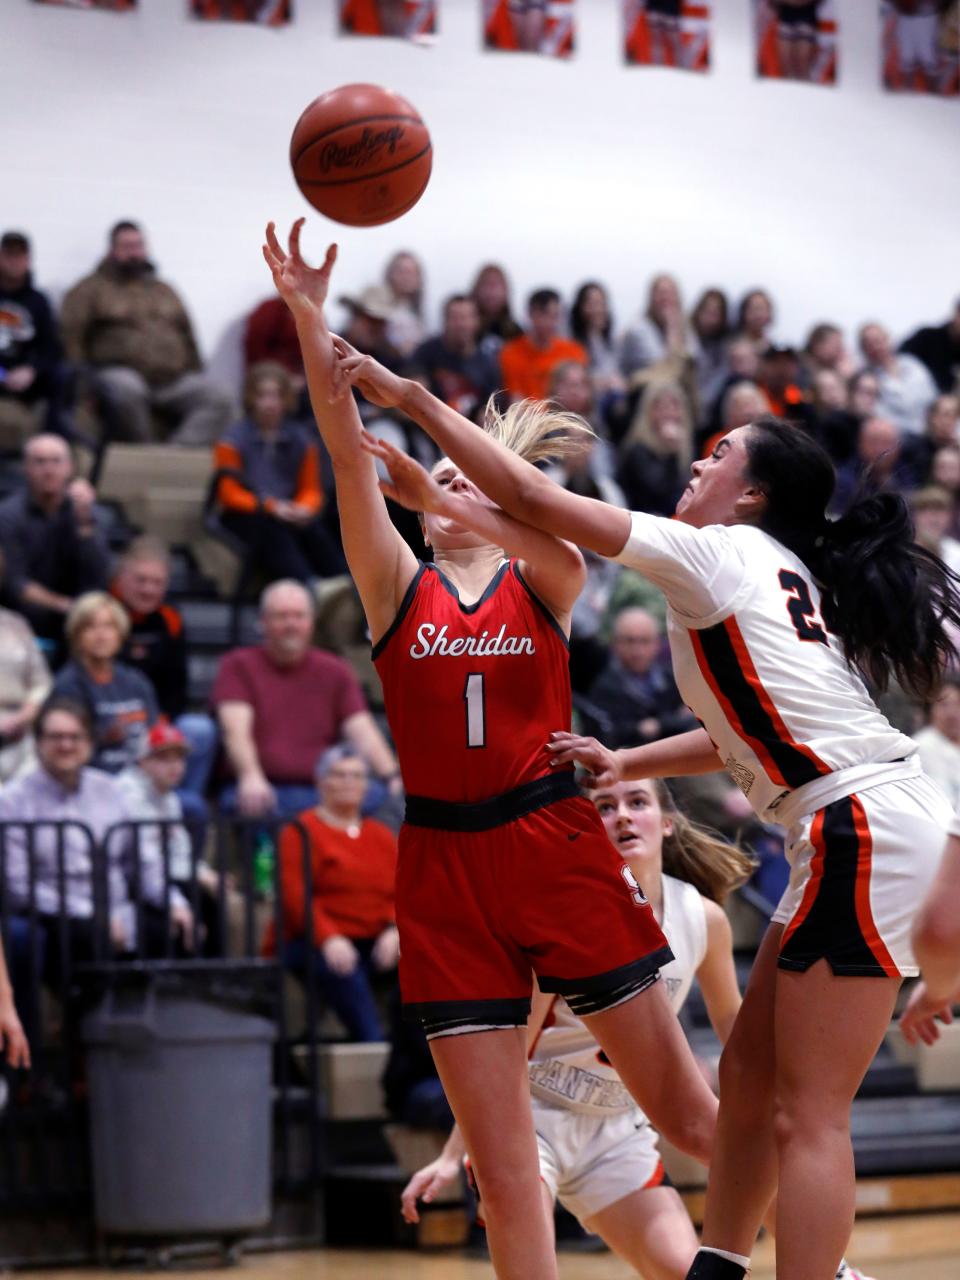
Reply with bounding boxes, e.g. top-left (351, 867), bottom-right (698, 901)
top-left (0, 814), bottom-right (342, 1256)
